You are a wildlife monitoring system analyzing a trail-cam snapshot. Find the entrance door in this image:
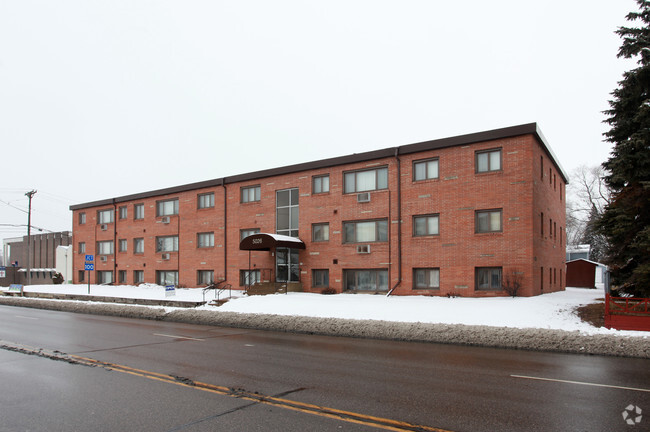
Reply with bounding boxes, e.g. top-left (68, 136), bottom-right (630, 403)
top-left (276, 248), bottom-right (300, 282)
